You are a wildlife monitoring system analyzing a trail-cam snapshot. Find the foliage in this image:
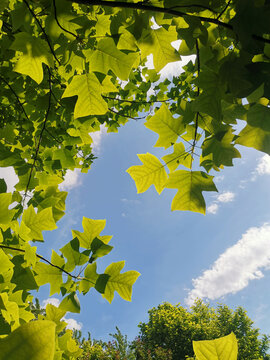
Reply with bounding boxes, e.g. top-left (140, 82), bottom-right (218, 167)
top-left (73, 327), bottom-right (136, 360)
top-left (1, 0), bottom-right (270, 357)
top-left (135, 300), bottom-right (270, 360)
top-left (193, 332), bottom-right (238, 360)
